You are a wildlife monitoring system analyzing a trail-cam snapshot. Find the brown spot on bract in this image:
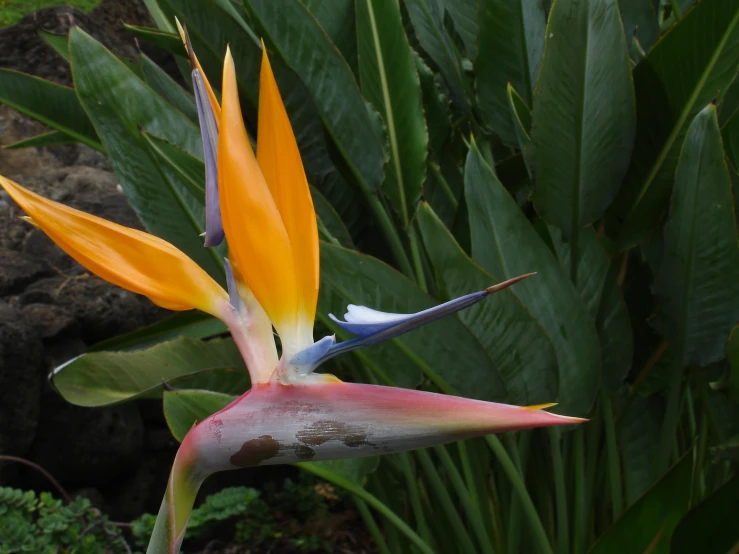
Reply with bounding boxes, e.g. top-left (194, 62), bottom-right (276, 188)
top-left (291, 444), bottom-right (316, 460)
top-left (229, 435), bottom-right (280, 467)
top-left (296, 420), bottom-right (370, 448)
